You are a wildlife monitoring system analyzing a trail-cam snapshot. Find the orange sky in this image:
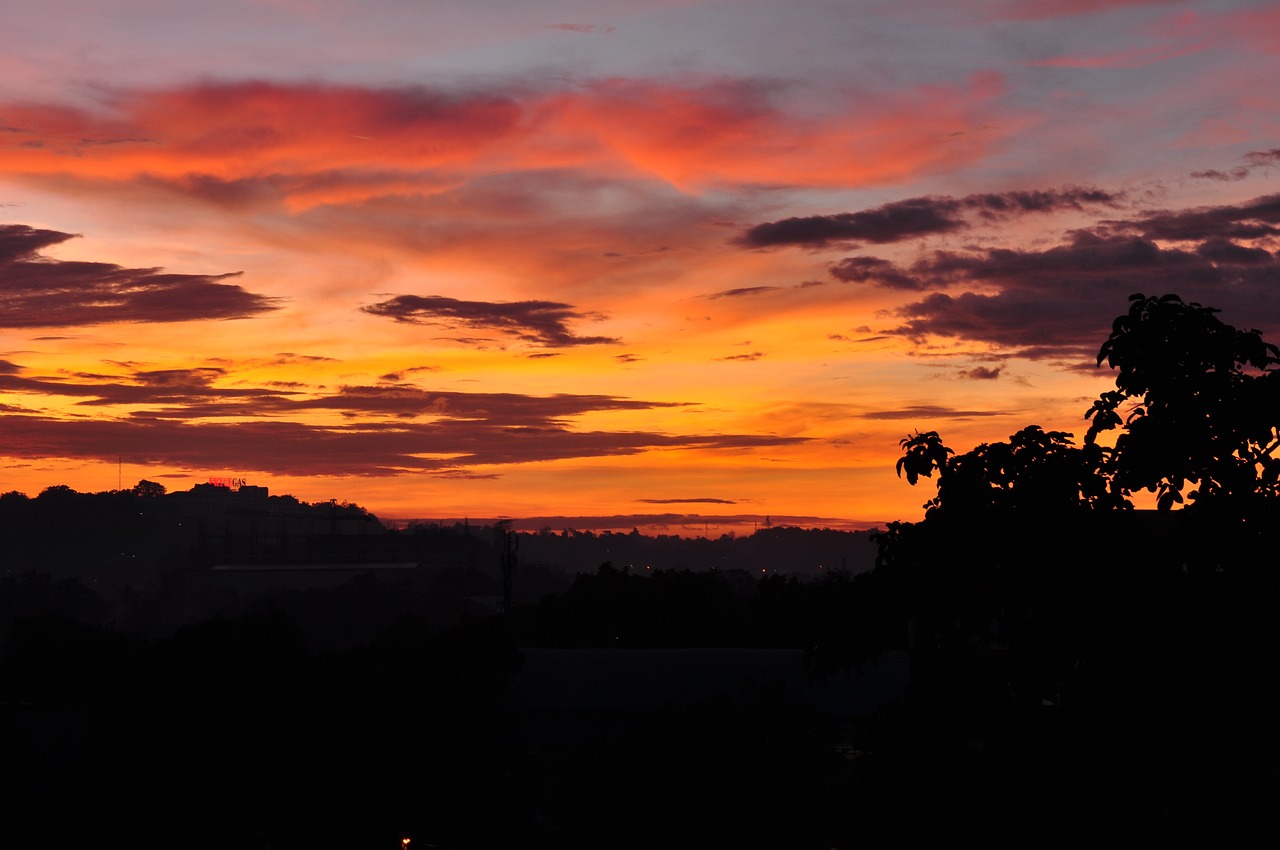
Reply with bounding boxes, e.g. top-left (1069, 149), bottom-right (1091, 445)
top-left (2, 0), bottom-right (1279, 531)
